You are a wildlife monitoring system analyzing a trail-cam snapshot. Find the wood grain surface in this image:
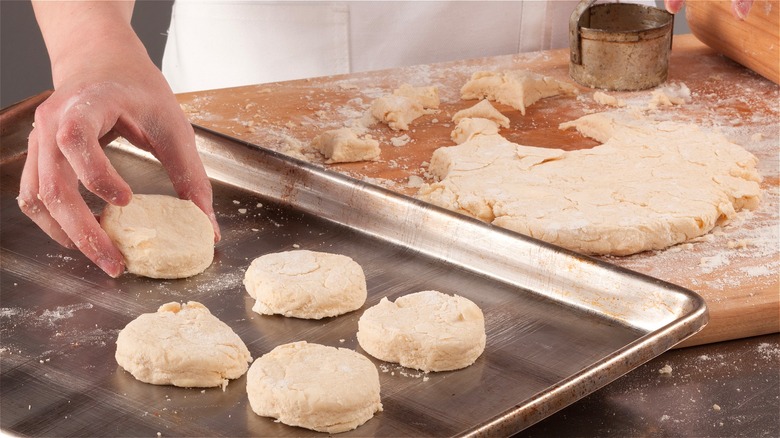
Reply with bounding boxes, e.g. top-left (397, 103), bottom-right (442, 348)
top-left (177, 34), bottom-right (779, 348)
top-left (687, 0), bottom-right (780, 84)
